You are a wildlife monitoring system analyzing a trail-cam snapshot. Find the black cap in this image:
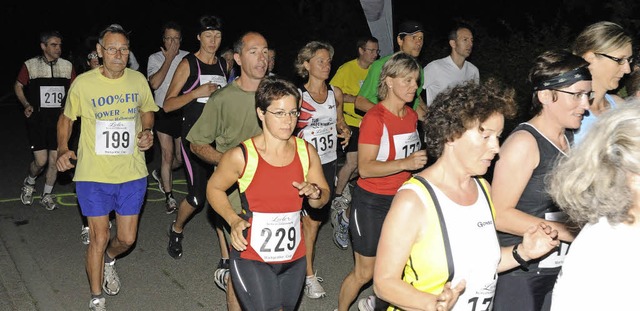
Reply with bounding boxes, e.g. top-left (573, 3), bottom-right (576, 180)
top-left (397, 20), bottom-right (424, 36)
